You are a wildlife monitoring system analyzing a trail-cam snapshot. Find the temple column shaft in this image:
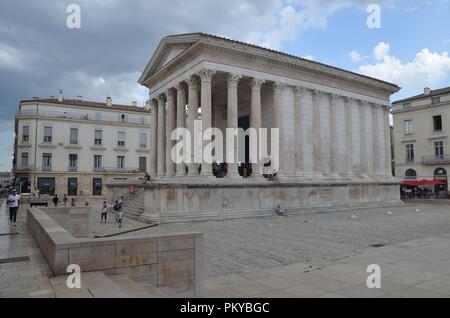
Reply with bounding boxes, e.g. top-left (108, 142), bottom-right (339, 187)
top-left (149, 99), bottom-right (158, 177)
top-left (226, 74), bottom-right (241, 177)
top-left (345, 97), bottom-right (353, 175)
top-left (272, 82), bottom-right (285, 176)
top-left (372, 104), bottom-right (380, 174)
top-left (250, 79), bottom-right (264, 177)
top-left (359, 101), bottom-right (368, 174)
top-left (187, 77), bottom-right (199, 176)
top-left (199, 69), bottom-right (215, 177)
top-left (157, 94), bottom-right (166, 177)
top-left (165, 89), bottom-right (176, 177)
top-left (329, 94), bottom-right (338, 175)
top-left (312, 90), bottom-right (322, 175)
top-left (294, 87), bottom-right (304, 176)
top-left (383, 106), bottom-right (392, 176)
top-left (176, 83), bottom-right (187, 176)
